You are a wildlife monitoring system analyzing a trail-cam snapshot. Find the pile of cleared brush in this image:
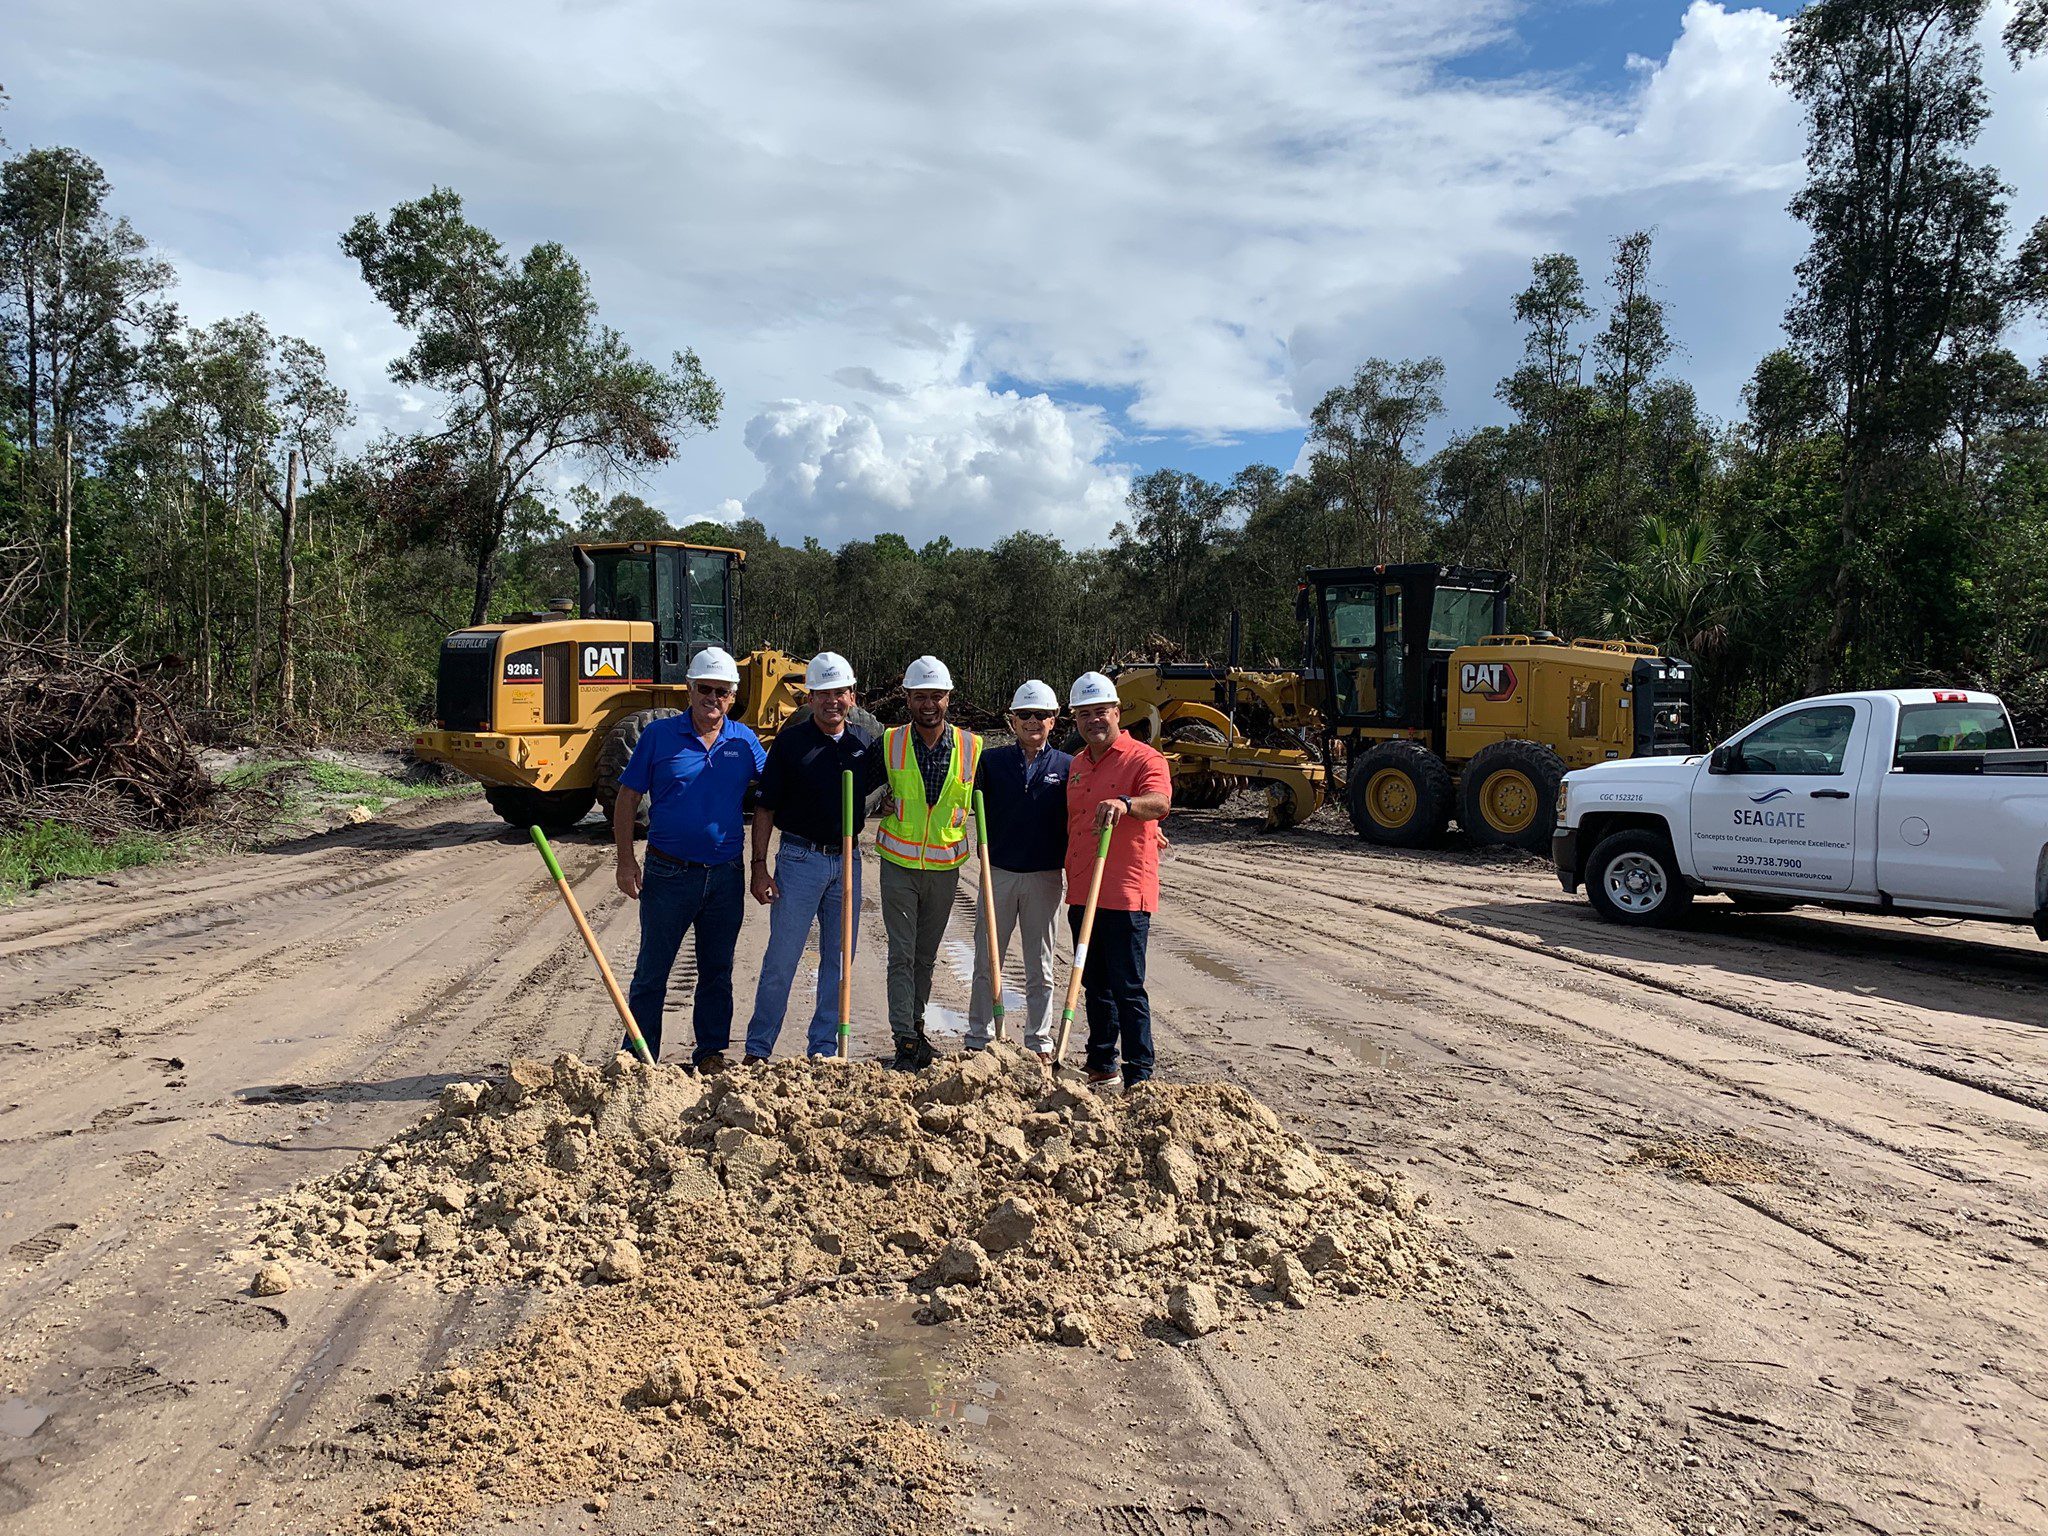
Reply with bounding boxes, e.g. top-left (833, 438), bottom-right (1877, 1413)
top-left (0, 637), bottom-right (210, 834)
